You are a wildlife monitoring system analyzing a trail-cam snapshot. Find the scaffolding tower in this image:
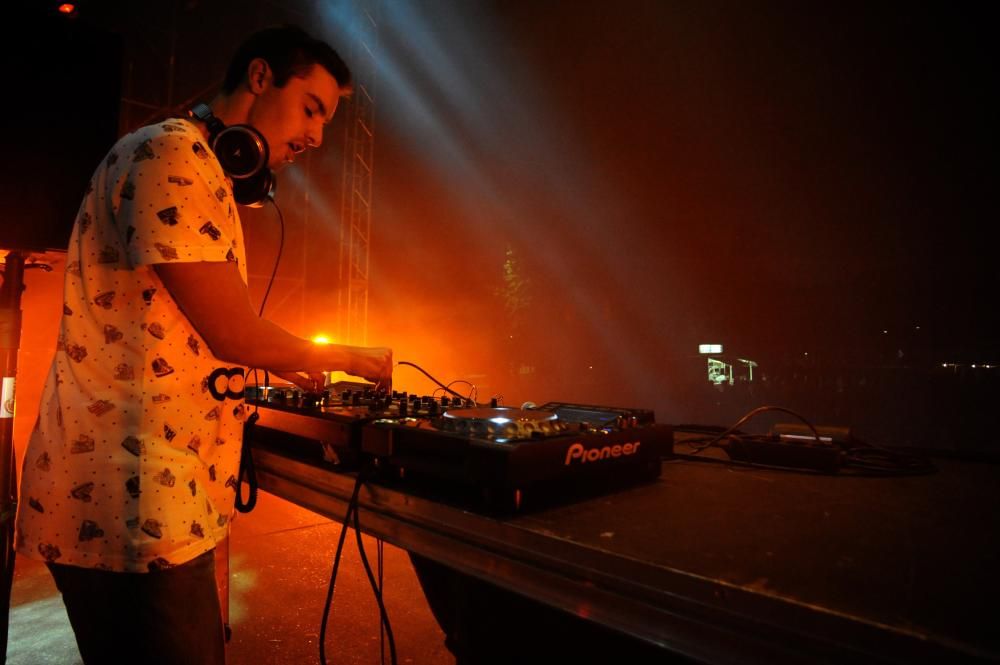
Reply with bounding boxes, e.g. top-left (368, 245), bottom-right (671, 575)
top-left (337, 0), bottom-right (379, 346)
